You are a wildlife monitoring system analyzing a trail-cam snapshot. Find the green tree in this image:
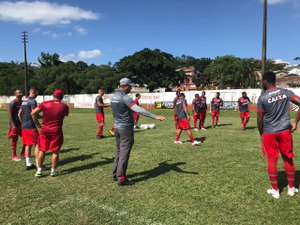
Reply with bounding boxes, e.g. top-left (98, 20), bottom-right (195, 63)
top-left (204, 55), bottom-right (242, 89)
top-left (115, 48), bottom-right (179, 91)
